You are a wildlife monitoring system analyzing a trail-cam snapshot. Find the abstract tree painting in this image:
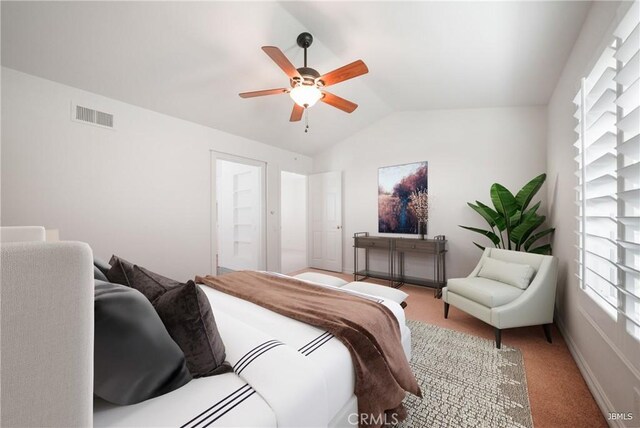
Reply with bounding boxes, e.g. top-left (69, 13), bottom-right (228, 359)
top-left (378, 161), bottom-right (428, 234)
